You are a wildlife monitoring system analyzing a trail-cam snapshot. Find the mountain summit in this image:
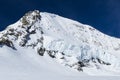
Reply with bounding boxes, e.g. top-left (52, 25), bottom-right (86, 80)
top-left (0, 10), bottom-right (120, 77)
